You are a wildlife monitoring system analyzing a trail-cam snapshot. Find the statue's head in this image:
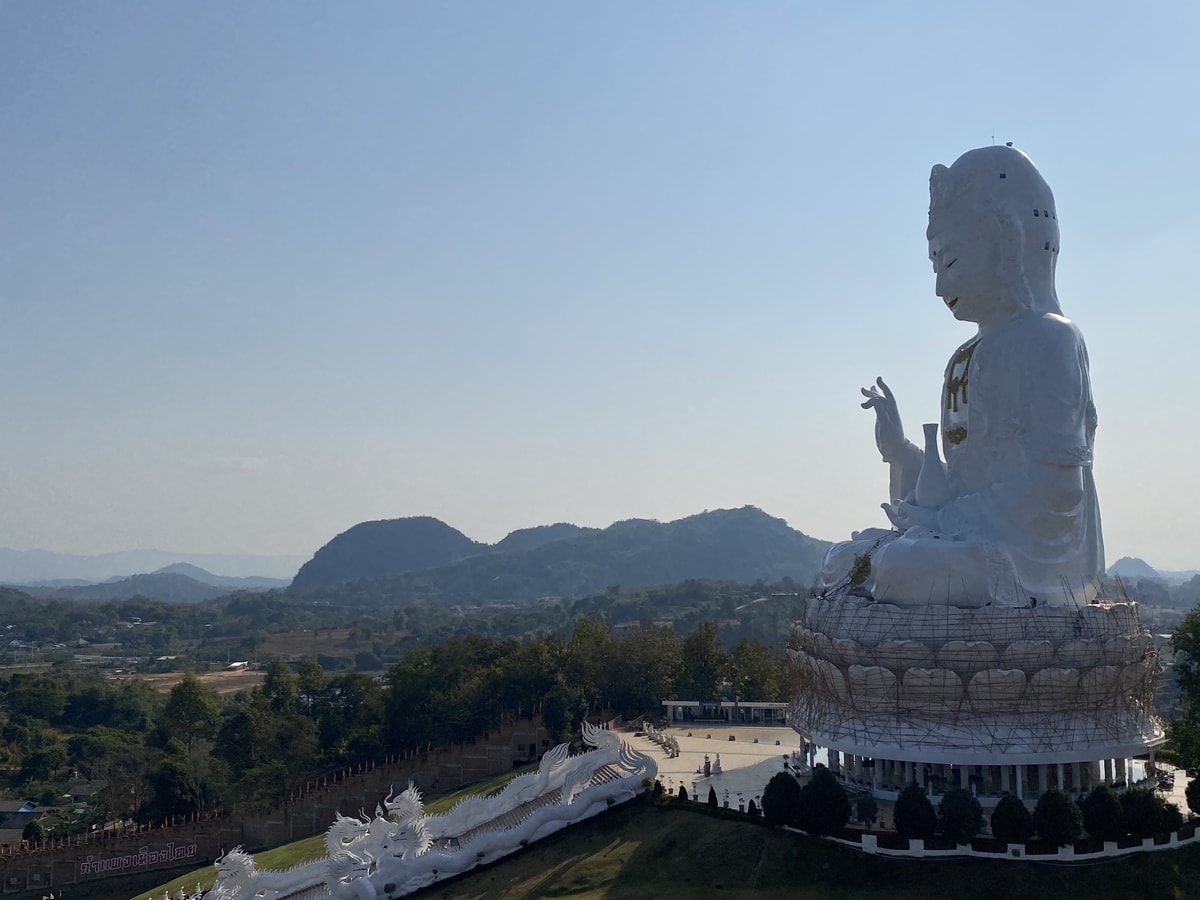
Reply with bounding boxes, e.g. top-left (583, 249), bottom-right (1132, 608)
top-left (927, 145), bottom-right (1061, 324)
